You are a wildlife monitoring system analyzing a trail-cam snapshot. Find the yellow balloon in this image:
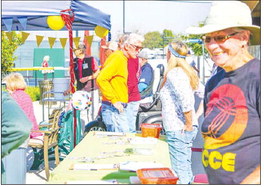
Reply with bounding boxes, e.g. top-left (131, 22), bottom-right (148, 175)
top-left (47, 16), bottom-right (65, 30)
top-left (94, 25), bottom-right (109, 38)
